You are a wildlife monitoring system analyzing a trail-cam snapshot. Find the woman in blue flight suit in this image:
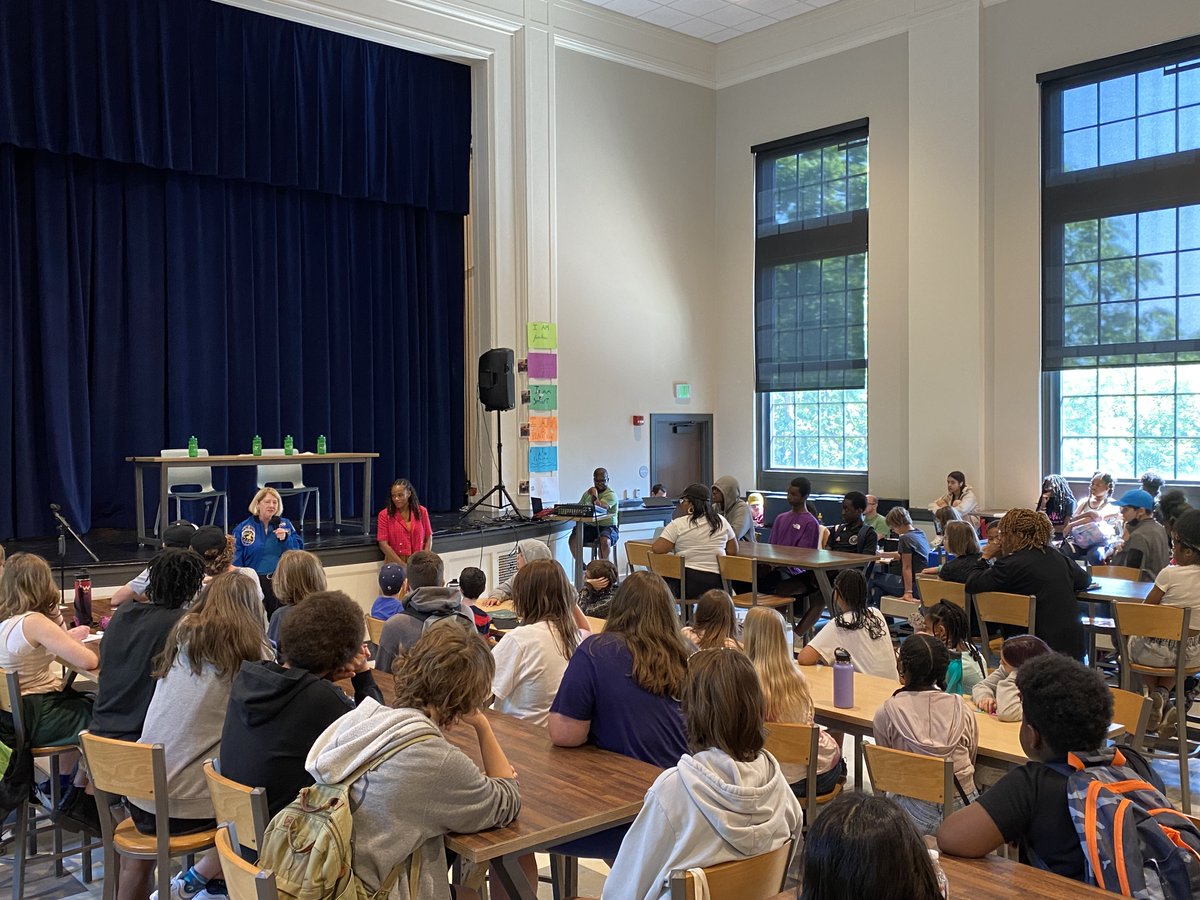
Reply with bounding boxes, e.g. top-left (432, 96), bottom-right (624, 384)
top-left (233, 487), bottom-right (304, 615)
